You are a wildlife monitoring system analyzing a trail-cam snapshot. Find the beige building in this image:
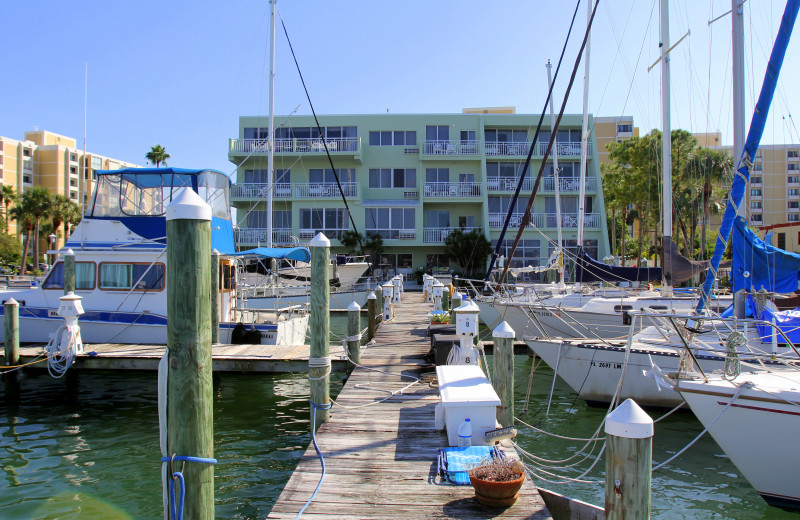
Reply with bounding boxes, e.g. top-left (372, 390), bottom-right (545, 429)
top-left (0, 130), bottom-right (138, 242)
top-left (593, 116), bottom-right (639, 167)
